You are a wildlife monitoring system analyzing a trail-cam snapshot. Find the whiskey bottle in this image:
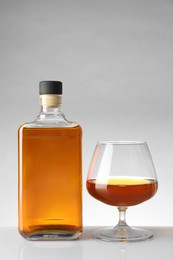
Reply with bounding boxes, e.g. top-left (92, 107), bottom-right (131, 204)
top-left (18, 81), bottom-right (82, 240)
